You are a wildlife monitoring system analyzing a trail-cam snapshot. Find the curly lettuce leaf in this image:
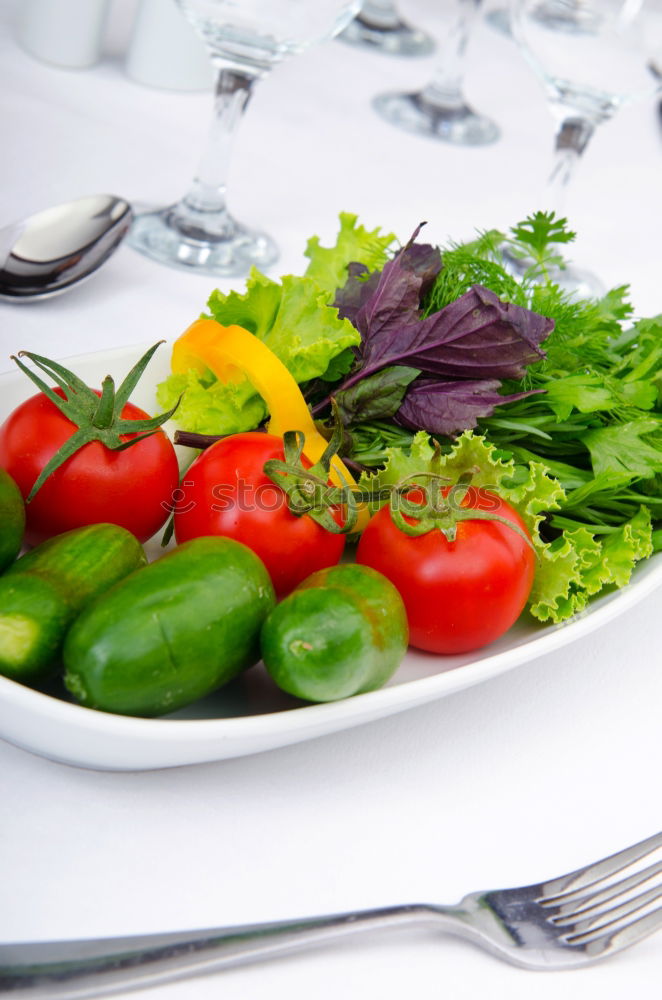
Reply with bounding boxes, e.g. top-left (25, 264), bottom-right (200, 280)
top-left (358, 431), bottom-right (654, 624)
top-left (304, 211), bottom-right (396, 296)
top-left (264, 275), bottom-right (360, 383)
top-left (531, 508), bottom-right (653, 619)
top-left (205, 268), bottom-right (281, 339)
top-left (162, 219), bottom-right (367, 435)
top-left (156, 369), bottom-right (266, 437)
top-left (207, 271), bottom-right (360, 385)
top-left (357, 430), bottom-right (563, 528)
top-left (599, 506), bottom-right (653, 587)
top-left (528, 528), bottom-right (597, 621)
